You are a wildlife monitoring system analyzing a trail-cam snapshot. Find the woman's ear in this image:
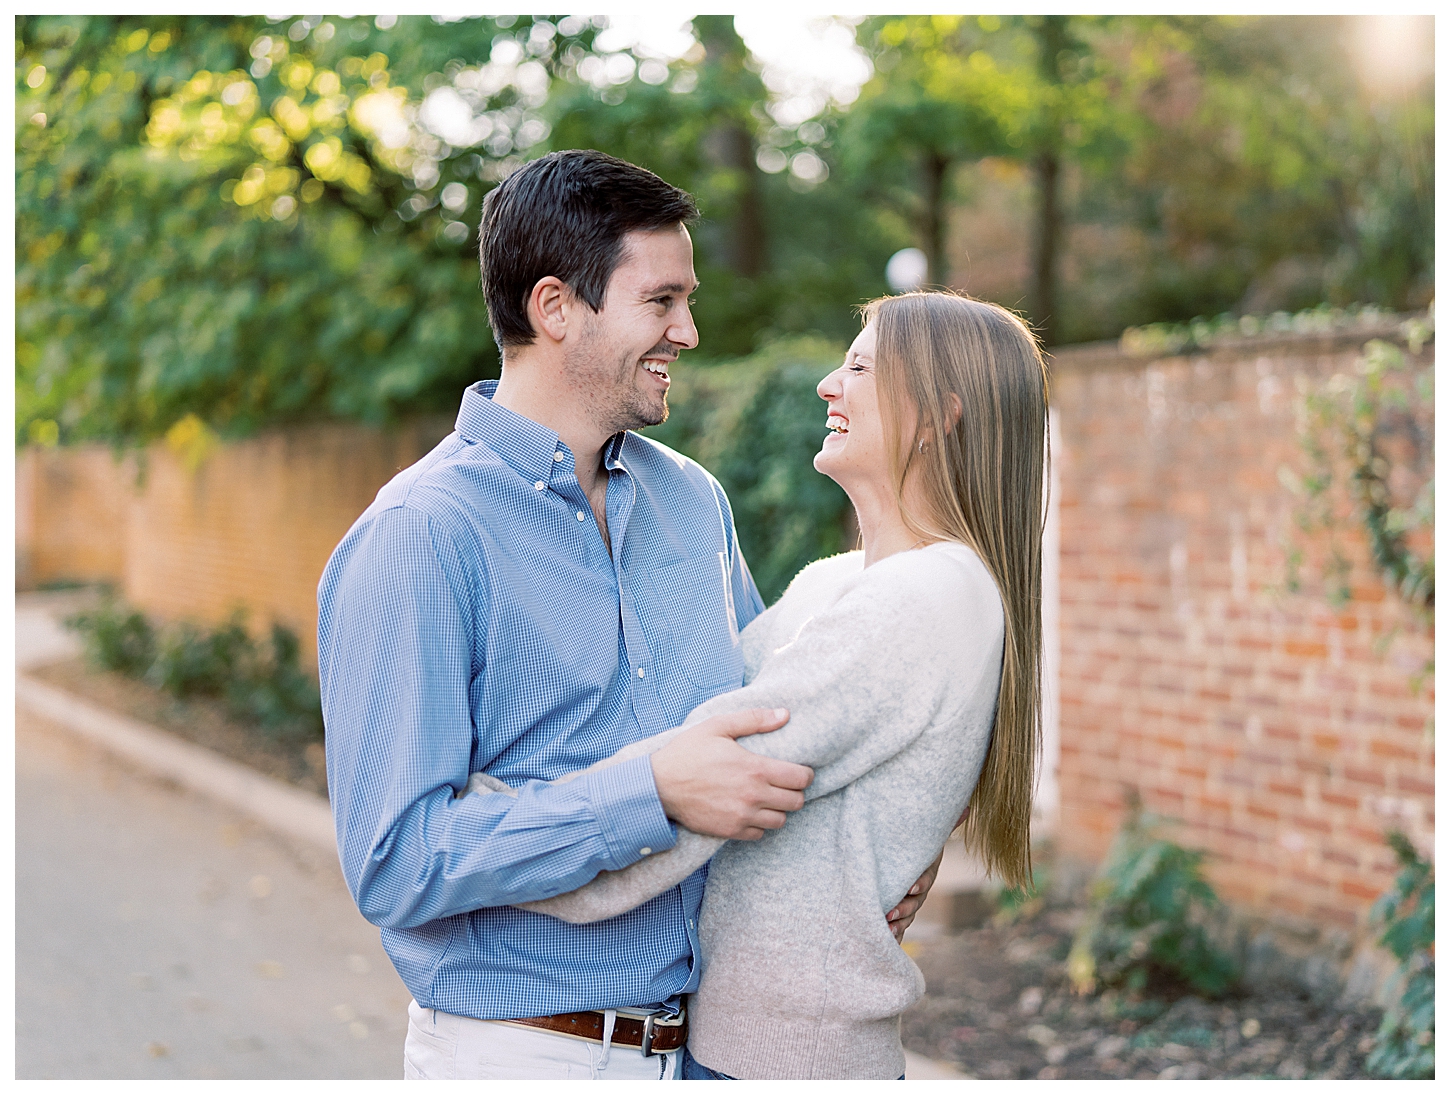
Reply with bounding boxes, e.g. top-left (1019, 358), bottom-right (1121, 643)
top-left (944, 392), bottom-right (963, 435)
top-left (527, 276), bottom-right (570, 344)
